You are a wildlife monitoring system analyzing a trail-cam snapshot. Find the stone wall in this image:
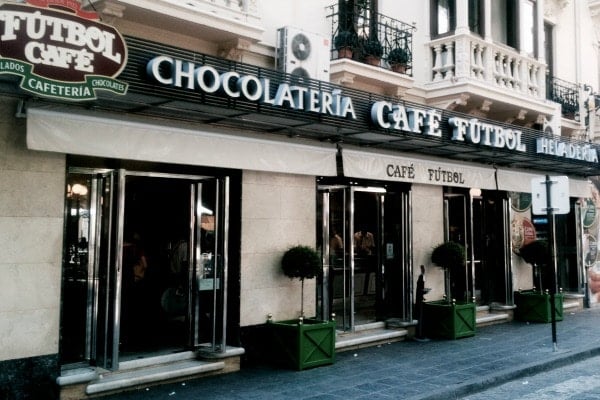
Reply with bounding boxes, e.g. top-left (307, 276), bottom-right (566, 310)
top-left (0, 99), bottom-right (65, 398)
top-left (239, 171), bottom-right (316, 326)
